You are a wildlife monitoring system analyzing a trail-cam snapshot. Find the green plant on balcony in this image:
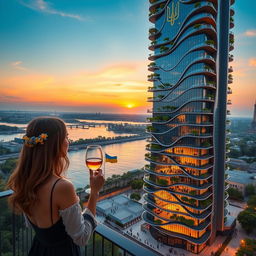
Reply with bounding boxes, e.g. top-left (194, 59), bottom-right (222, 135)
top-left (149, 0), bottom-right (158, 3)
top-left (162, 115), bottom-right (169, 121)
top-left (202, 141), bottom-right (211, 147)
top-left (181, 196), bottom-right (196, 206)
top-left (157, 179), bottom-right (168, 186)
top-left (148, 62), bottom-right (156, 67)
top-left (169, 40), bottom-right (174, 45)
top-left (189, 190), bottom-right (197, 196)
top-left (194, 2), bottom-right (201, 8)
top-left (229, 37), bottom-right (234, 44)
top-left (200, 173), bottom-right (209, 178)
top-left (203, 108), bottom-right (211, 113)
top-left (176, 216), bottom-right (195, 226)
top-left (170, 177), bottom-right (179, 183)
top-left (147, 154), bottom-right (158, 161)
top-left (230, 16), bottom-right (234, 23)
top-left (164, 37), bottom-right (170, 41)
top-left (204, 65), bottom-right (212, 71)
top-left (205, 39), bottom-right (215, 46)
top-left (207, 80), bottom-right (215, 85)
top-left (164, 83), bottom-right (173, 87)
top-left (150, 40), bottom-right (157, 46)
top-left (163, 105), bottom-right (177, 111)
top-left (193, 24), bottom-right (202, 29)
top-left (159, 46), bottom-right (169, 53)
top-left (157, 94), bottom-right (164, 99)
top-left (206, 94), bottom-right (215, 100)
top-left (157, 84), bottom-right (165, 89)
top-left (146, 126), bottom-right (157, 132)
top-left (154, 219), bottom-right (163, 224)
top-left (151, 144), bottom-right (162, 150)
top-left (149, 28), bottom-right (158, 34)
top-left (200, 198), bottom-right (212, 208)
top-left (191, 129), bottom-right (199, 136)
